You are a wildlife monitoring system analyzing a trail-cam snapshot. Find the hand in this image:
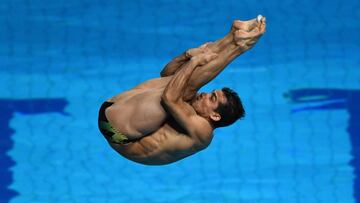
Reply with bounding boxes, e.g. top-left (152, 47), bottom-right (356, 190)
top-left (232, 15), bottom-right (266, 51)
top-left (191, 51), bottom-right (218, 66)
top-left (185, 42), bottom-right (214, 58)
